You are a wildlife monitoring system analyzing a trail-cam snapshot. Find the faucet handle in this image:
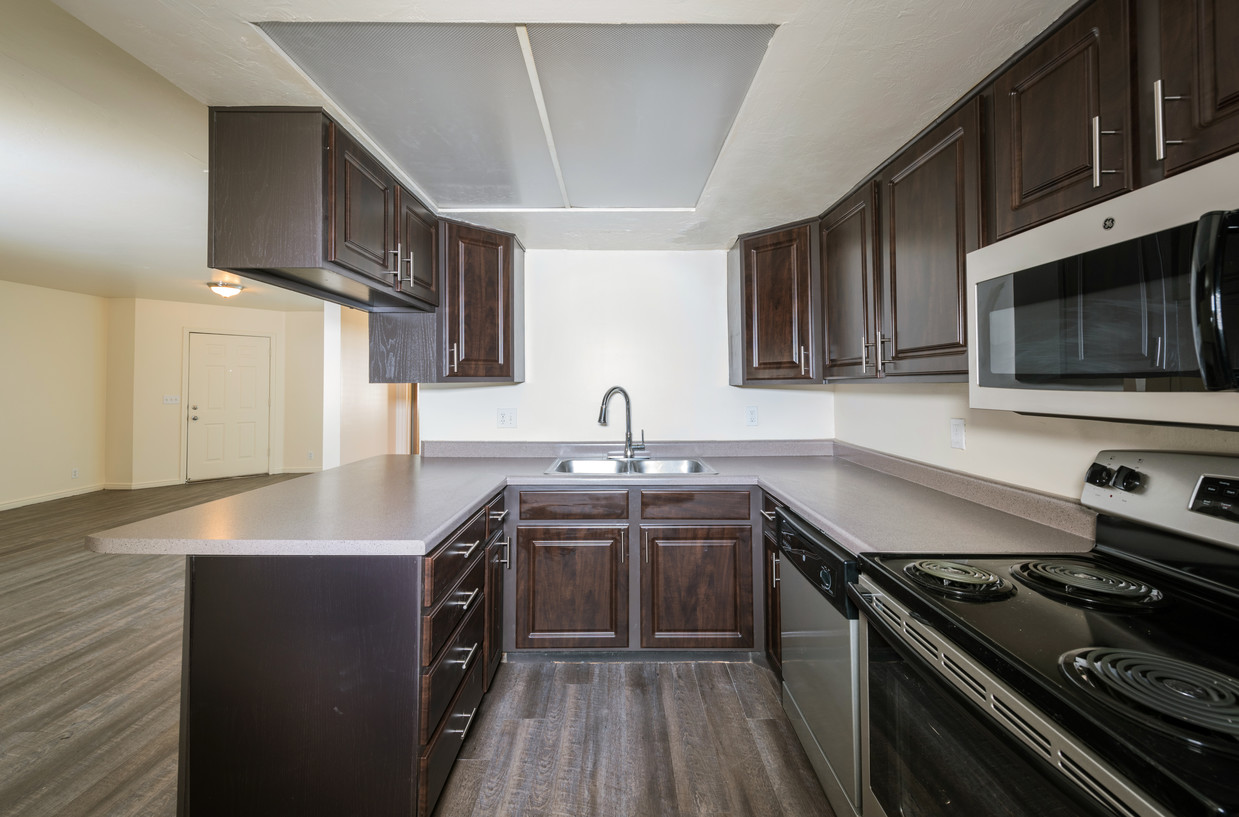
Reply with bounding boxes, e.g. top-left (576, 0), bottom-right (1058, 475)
top-left (632, 429), bottom-right (649, 457)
